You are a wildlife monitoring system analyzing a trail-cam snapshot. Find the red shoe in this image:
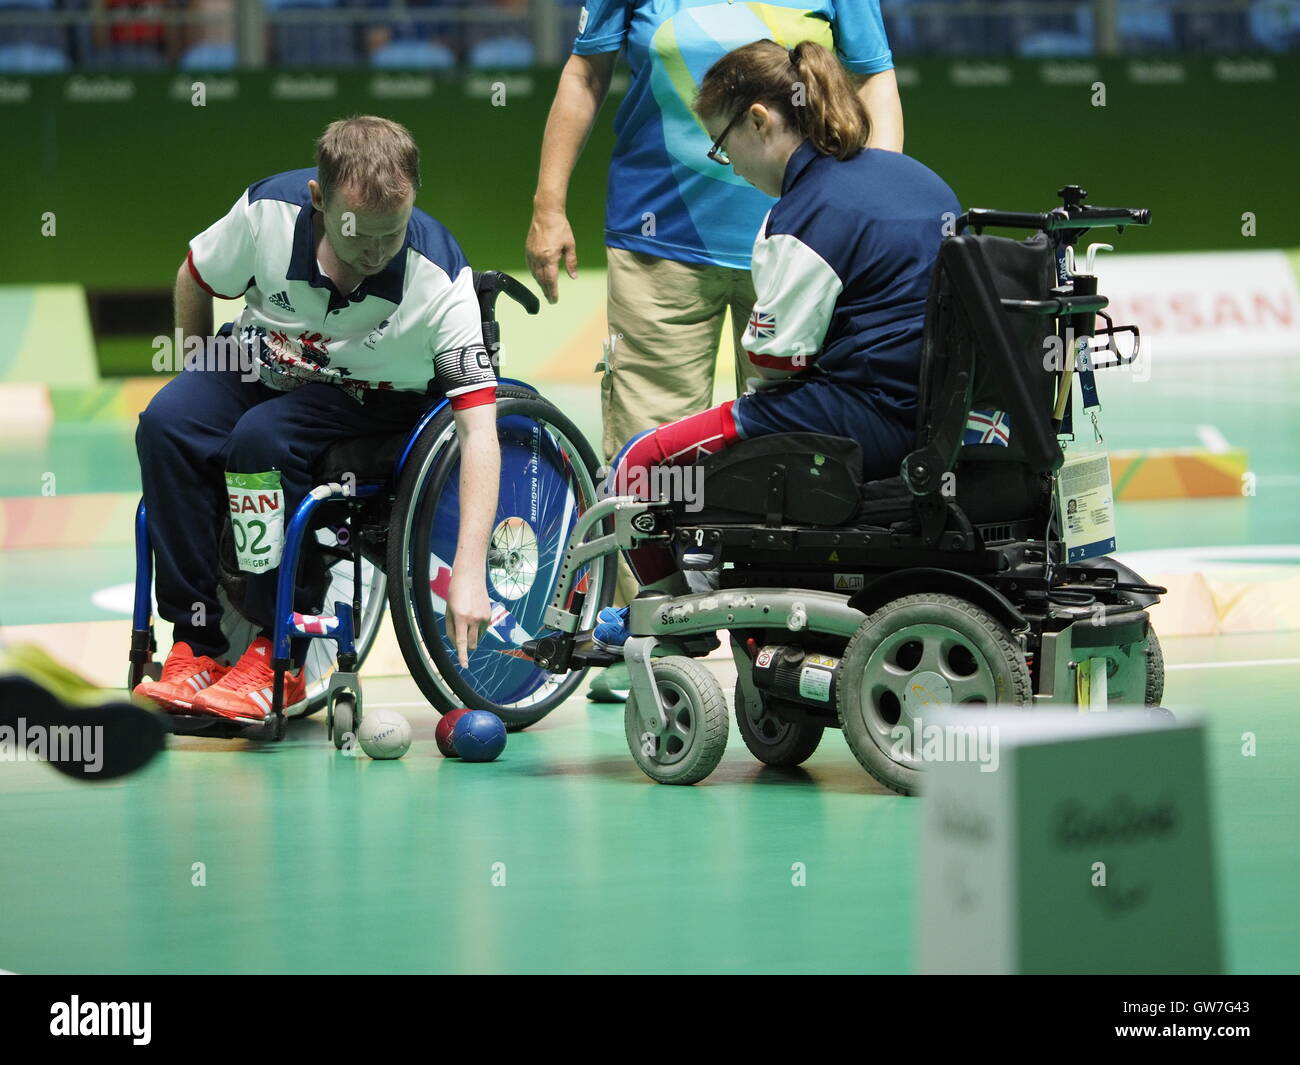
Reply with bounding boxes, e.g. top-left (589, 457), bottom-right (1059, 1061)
top-left (133, 642), bottom-right (229, 713)
top-left (191, 637), bottom-right (306, 723)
